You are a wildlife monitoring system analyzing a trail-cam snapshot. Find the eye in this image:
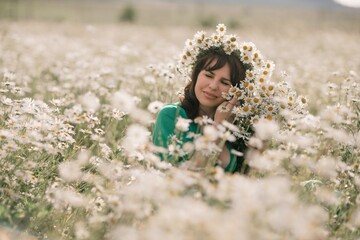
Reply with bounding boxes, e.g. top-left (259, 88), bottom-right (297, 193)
top-left (205, 73), bottom-right (213, 78)
top-left (221, 80), bottom-right (231, 86)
